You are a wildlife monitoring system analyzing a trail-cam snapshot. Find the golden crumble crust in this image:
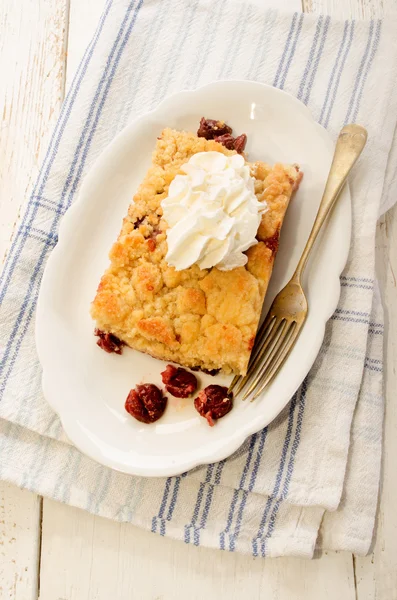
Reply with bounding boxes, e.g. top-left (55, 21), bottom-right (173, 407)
top-left (91, 128), bottom-right (301, 374)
